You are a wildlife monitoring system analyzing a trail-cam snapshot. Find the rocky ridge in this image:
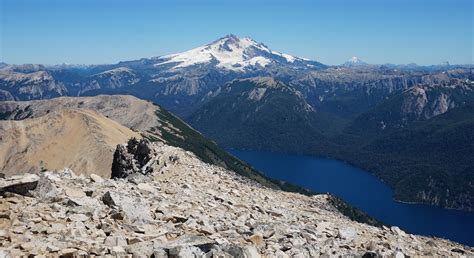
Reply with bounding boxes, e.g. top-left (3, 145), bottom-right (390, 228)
top-left (0, 95), bottom-right (282, 190)
top-left (0, 139), bottom-right (472, 257)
